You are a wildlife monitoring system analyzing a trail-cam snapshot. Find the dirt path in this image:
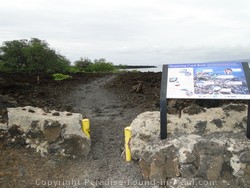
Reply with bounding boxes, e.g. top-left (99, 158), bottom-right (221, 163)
top-left (63, 75), bottom-right (150, 188)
